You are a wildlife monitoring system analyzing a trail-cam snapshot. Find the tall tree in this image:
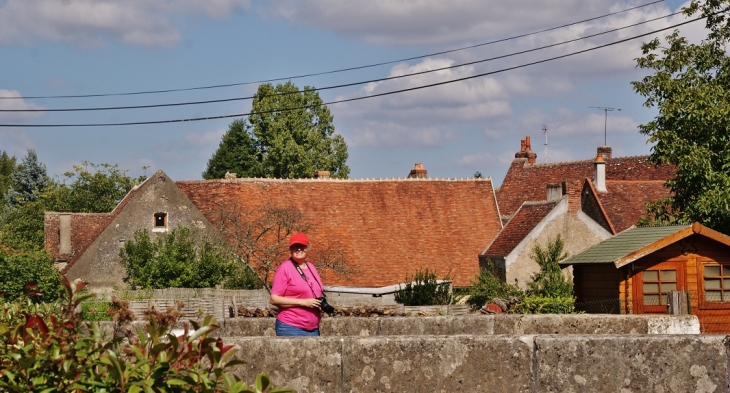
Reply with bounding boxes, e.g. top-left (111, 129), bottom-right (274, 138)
top-left (633, 0), bottom-right (730, 232)
top-left (203, 81), bottom-right (350, 179)
top-left (4, 149), bottom-right (48, 210)
top-left (0, 151), bottom-right (17, 212)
